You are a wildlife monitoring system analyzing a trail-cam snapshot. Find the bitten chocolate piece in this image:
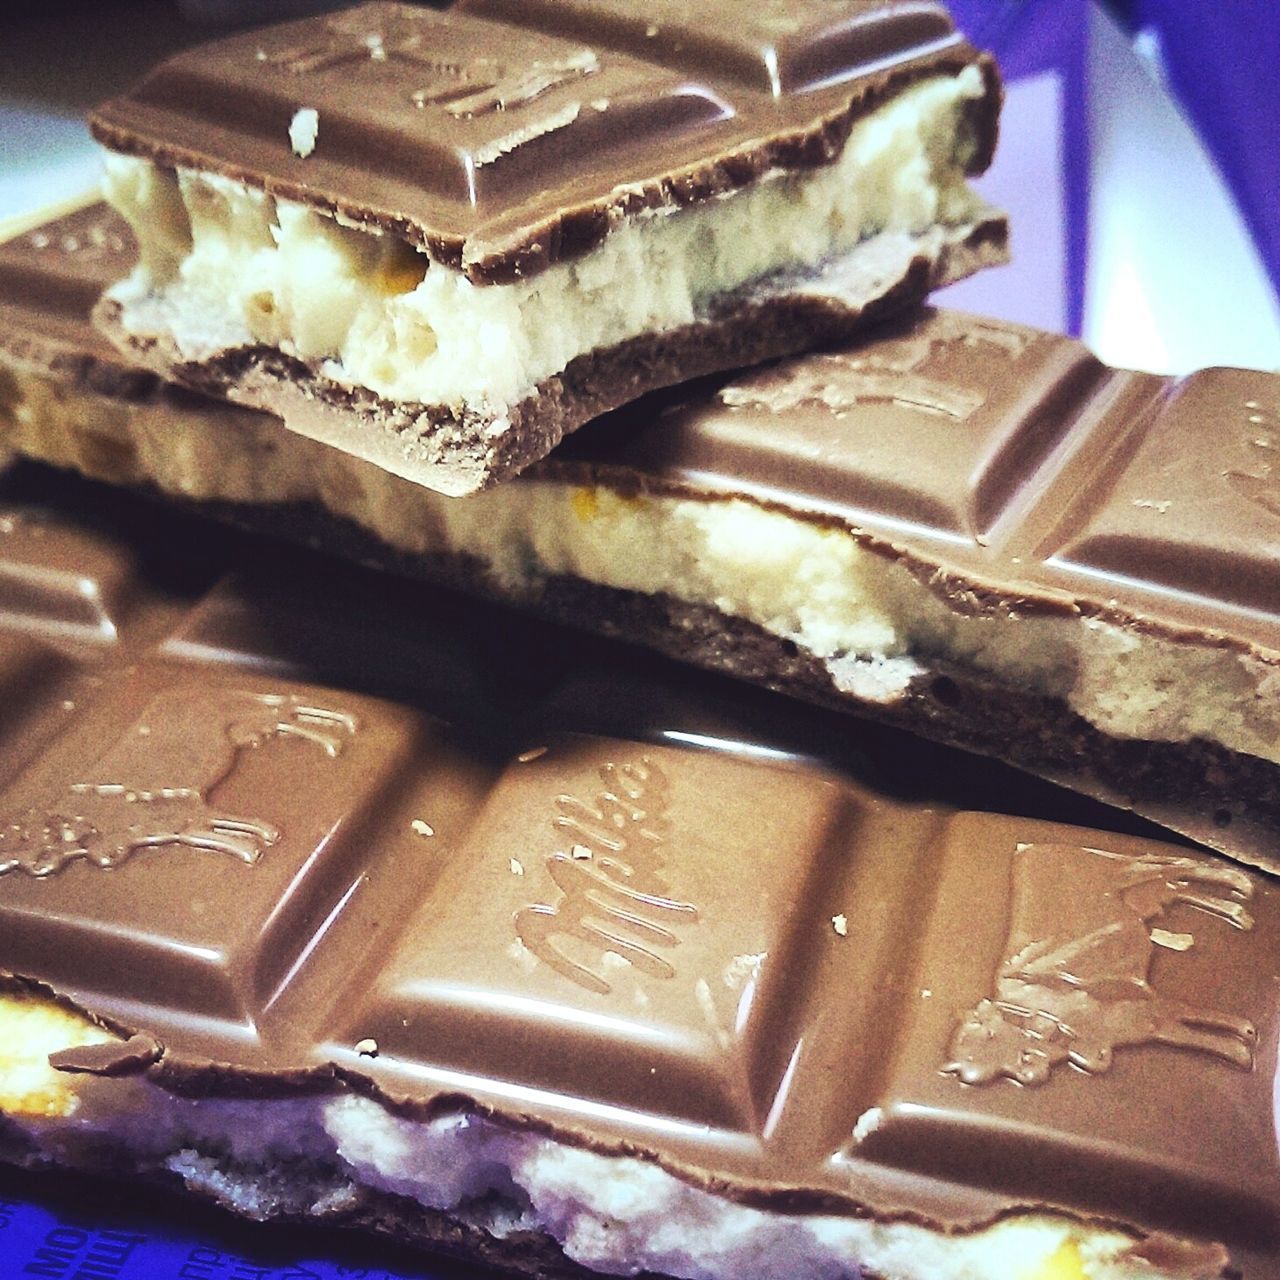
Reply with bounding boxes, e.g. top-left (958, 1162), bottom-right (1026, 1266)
top-left (89, 0), bottom-right (1006, 495)
top-left (0, 467), bottom-right (1275, 1280)
top-left (4, 214), bottom-right (1279, 872)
